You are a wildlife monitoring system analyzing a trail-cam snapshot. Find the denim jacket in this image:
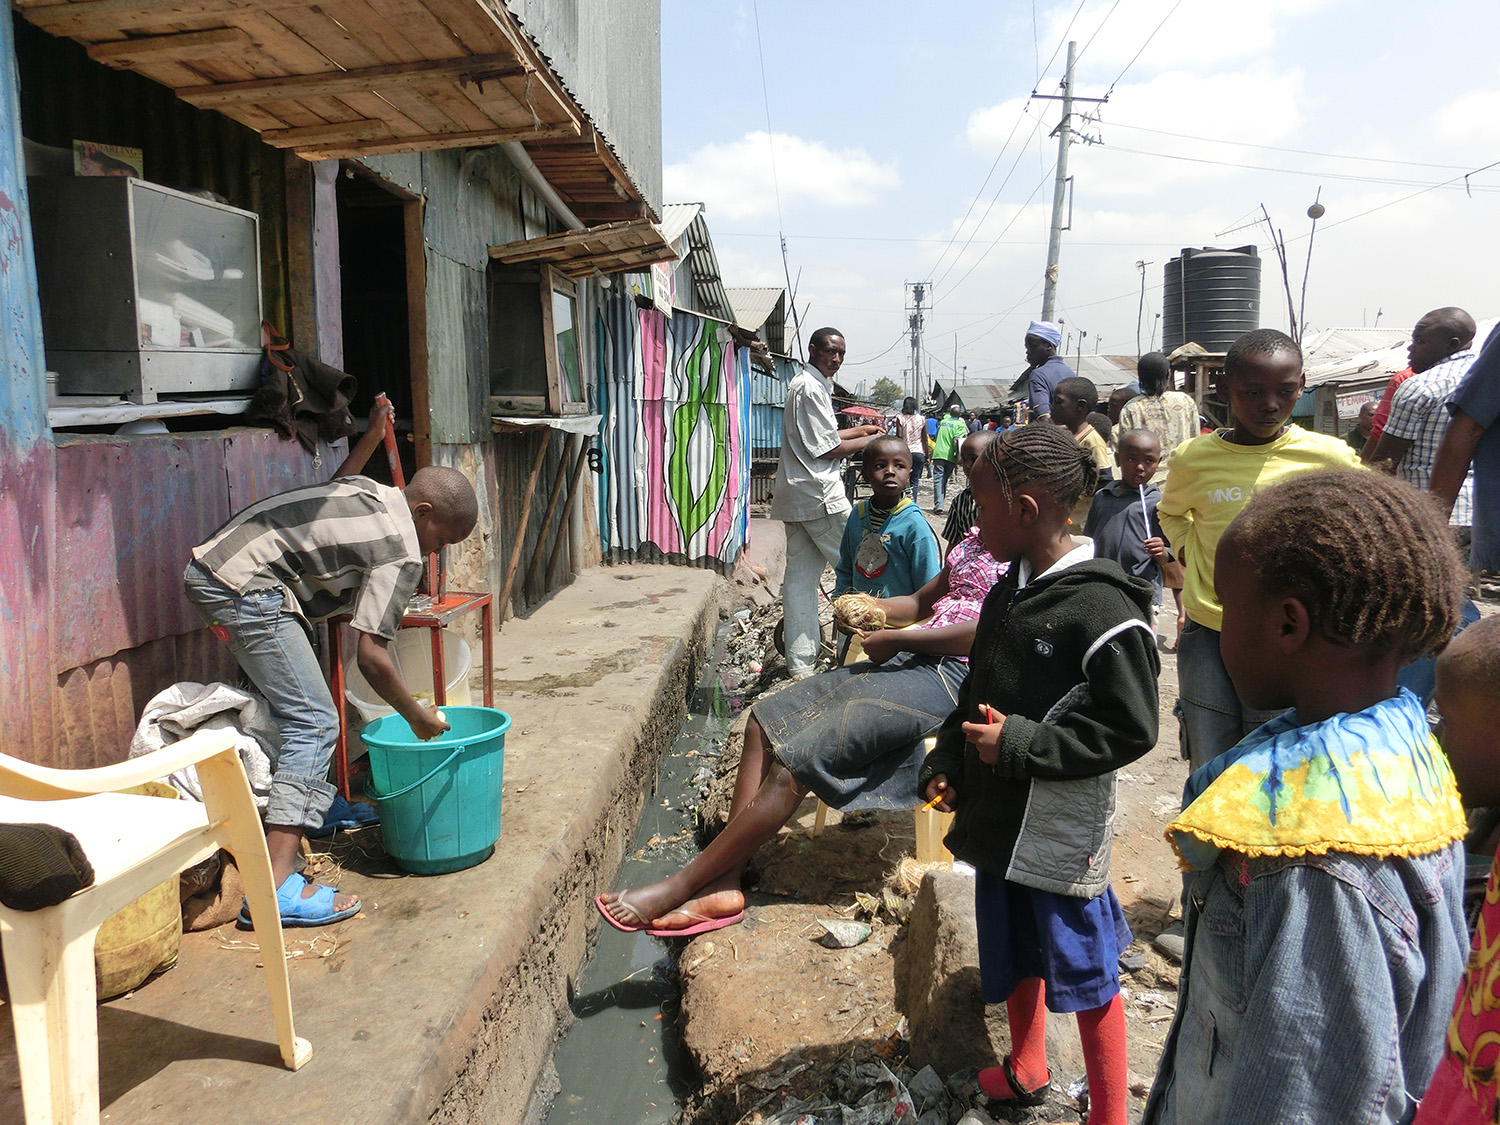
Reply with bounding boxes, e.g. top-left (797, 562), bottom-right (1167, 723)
top-left (1145, 692), bottom-right (1470, 1125)
top-left (1143, 845), bottom-right (1466, 1125)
